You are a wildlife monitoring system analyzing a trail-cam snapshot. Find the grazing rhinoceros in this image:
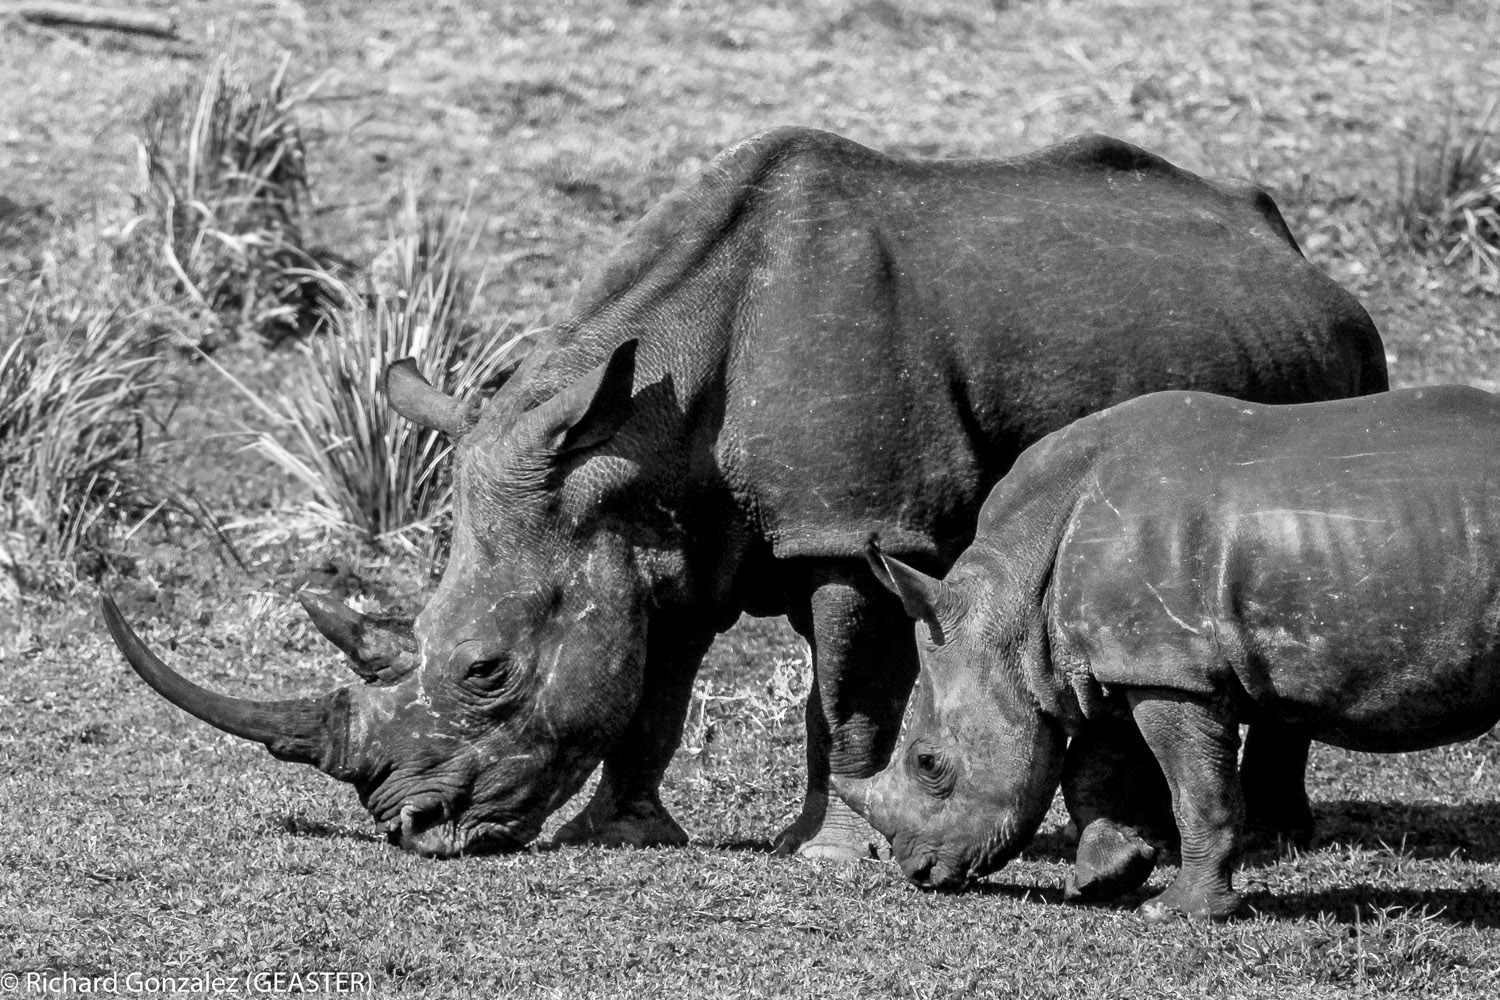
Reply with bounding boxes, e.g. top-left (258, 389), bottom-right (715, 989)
top-left (104, 127), bottom-right (1387, 860)
top-left (851, 385), bottom-right (1500, 919)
